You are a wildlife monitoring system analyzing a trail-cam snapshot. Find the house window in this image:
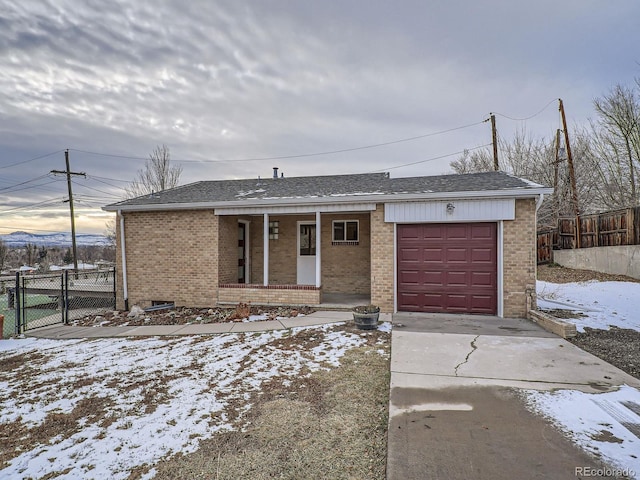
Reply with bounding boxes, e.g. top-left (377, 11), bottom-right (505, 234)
top-left (332, 220), bottom-right (359, 245)
top-left (269, 221), bottom-right (279, 240)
